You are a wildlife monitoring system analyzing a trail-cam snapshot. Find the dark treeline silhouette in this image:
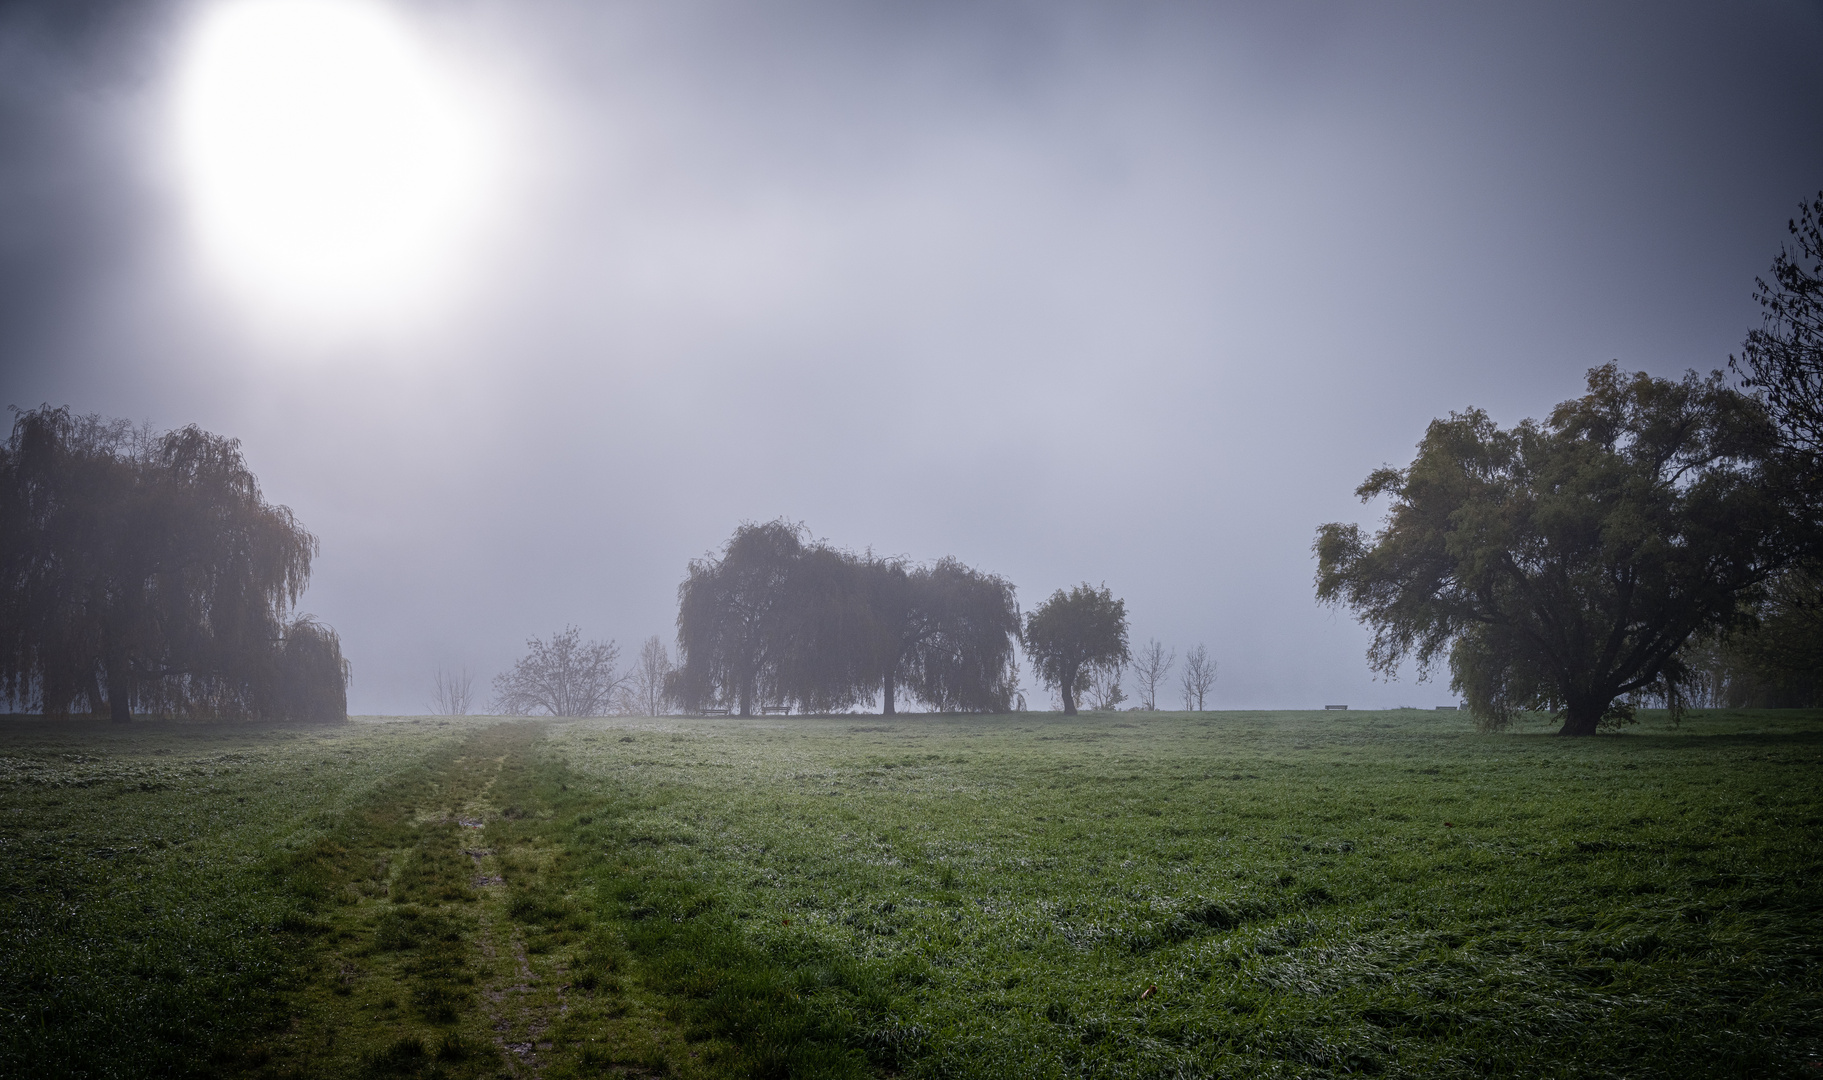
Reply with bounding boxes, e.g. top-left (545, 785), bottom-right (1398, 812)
top-left (672, 520), bottom-right (1020, 716)
top-left (0, 407), bottom-right (348, 722)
